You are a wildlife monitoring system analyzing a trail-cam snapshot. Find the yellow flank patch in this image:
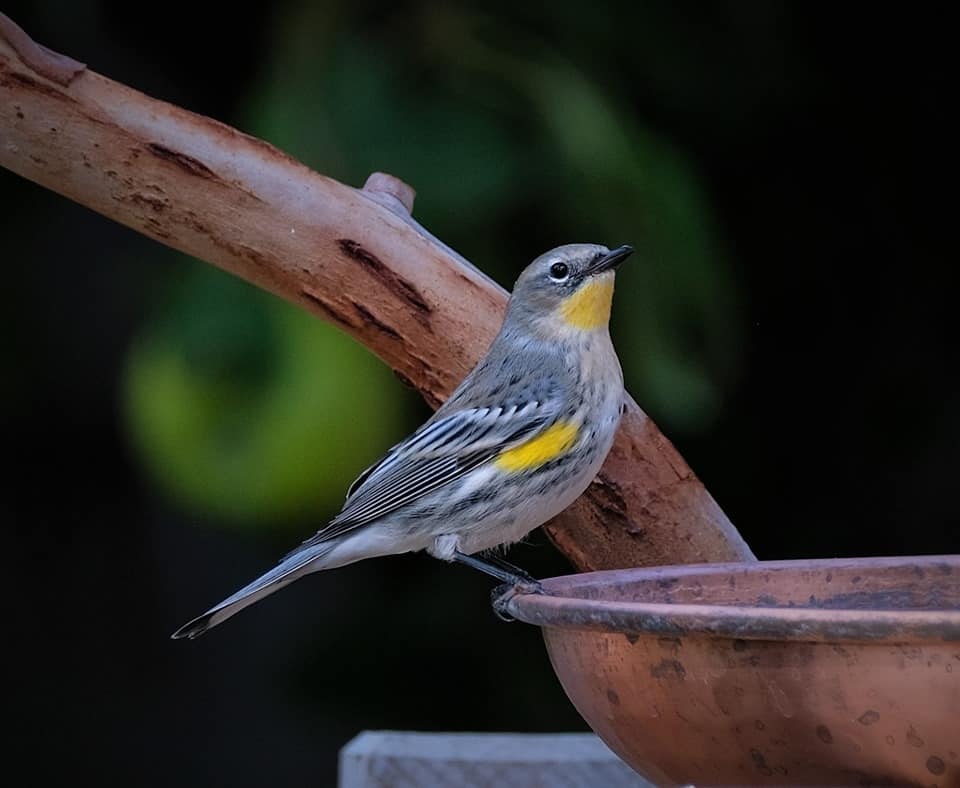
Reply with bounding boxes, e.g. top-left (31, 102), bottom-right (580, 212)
top-left (495, 421), bottom-right (580, 473)
top-left (559, 277), bottom-right (615, 329)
